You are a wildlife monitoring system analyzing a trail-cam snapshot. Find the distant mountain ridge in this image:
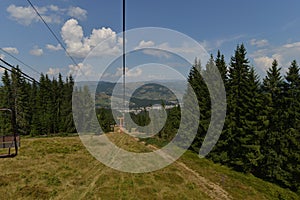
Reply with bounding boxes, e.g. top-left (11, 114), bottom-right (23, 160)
top-left (77, 80), bottom-right (186, 108)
